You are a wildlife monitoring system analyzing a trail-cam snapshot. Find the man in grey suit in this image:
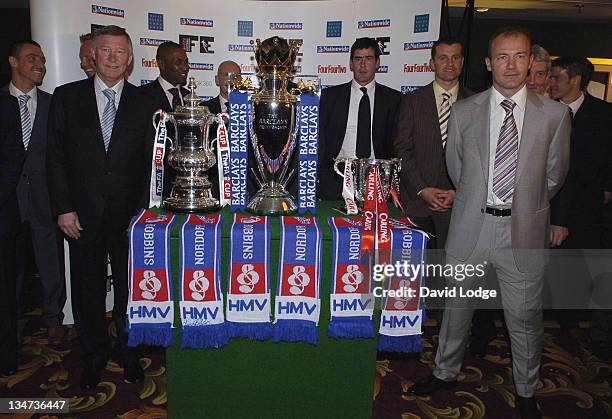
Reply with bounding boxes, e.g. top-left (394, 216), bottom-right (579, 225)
top-left (3, 40), bottom-right (65, 344)
top-left (409, 27), bottom-right (571, 419)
